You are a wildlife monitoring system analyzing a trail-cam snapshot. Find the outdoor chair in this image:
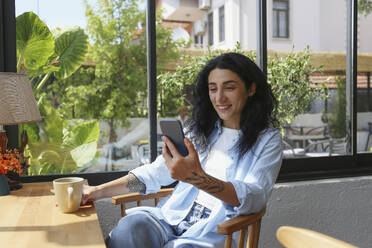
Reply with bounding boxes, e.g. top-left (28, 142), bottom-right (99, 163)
top-left (282, 137), bottom-right (348, 158)
top-left (112, 188), bottom-right (266, 248)
top-left (284, 124), bottom-right (329, 149)
top-left (276, 226), bottom-right (358, 248)
top-left (282, 139), bottom-right (306, 158)
top-left (304, 137), bottom-right (348, 157)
